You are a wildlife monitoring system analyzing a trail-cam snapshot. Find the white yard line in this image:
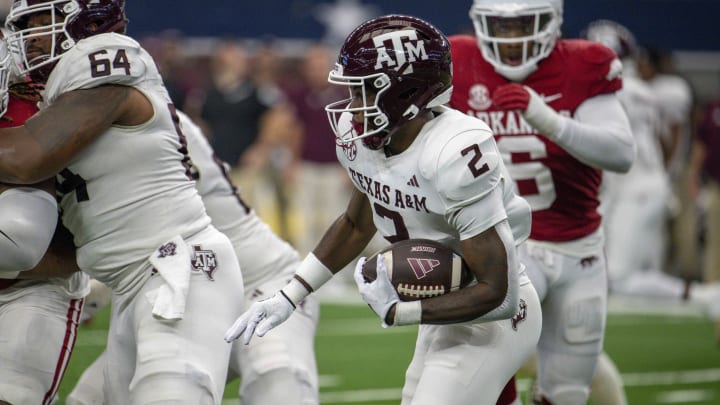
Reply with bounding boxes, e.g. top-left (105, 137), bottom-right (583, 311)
top-left (218, 368), bottom-right (720, 404)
